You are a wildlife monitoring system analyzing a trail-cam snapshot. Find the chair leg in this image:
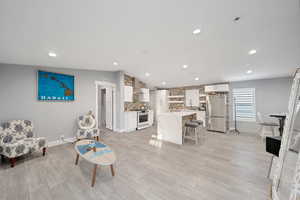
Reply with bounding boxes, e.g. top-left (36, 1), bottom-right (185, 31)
top-left (195, 128), bottom-right (198, 144)
top-left (200, 126), bottom-right (202, 138)
top-left (91, 164), bottom-right (98, 187)
top-left (198, 127), bottom-right (201, 139)
top-left (259, 125), bottom-right (264, 139)
top-left (42, 147), bottom-right (46, 156)
top-left (258, 125), bottom-right (262, 137)
top-left (261, 126), bottom-right (266, 140)
top-left (9, 158), bottom-right (16, 168)
top-left (75, 153), bottom-right (79, 165)
top-left (267, 156), bottom-right (274, 178)
top-left (183, 127), bottom-right (186, 143)
top-left (110, 164), bottom-right (115, 177)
